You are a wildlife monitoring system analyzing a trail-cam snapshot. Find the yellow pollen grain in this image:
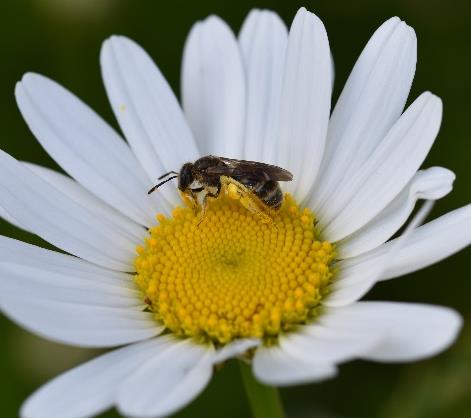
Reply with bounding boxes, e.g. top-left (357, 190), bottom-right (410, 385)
top-left (134, 194), bottom-right (335, 345)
